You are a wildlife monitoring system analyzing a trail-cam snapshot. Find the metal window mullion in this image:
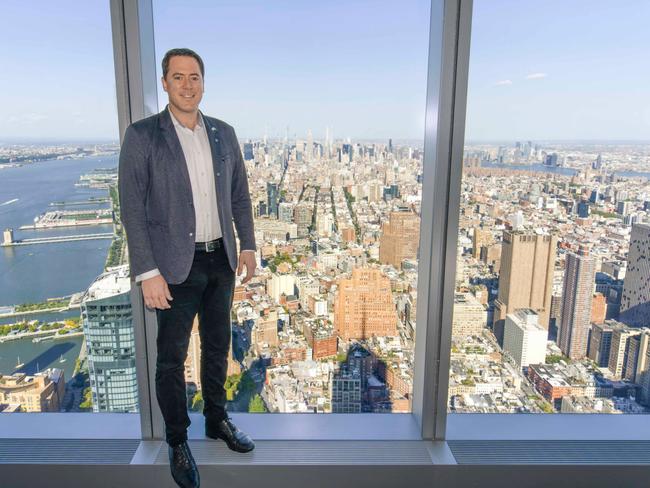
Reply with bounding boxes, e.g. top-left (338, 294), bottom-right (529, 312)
top-left (413, 0), bottom-right (472, 440)
top-left (109, 0), bottom-right (159, 440)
